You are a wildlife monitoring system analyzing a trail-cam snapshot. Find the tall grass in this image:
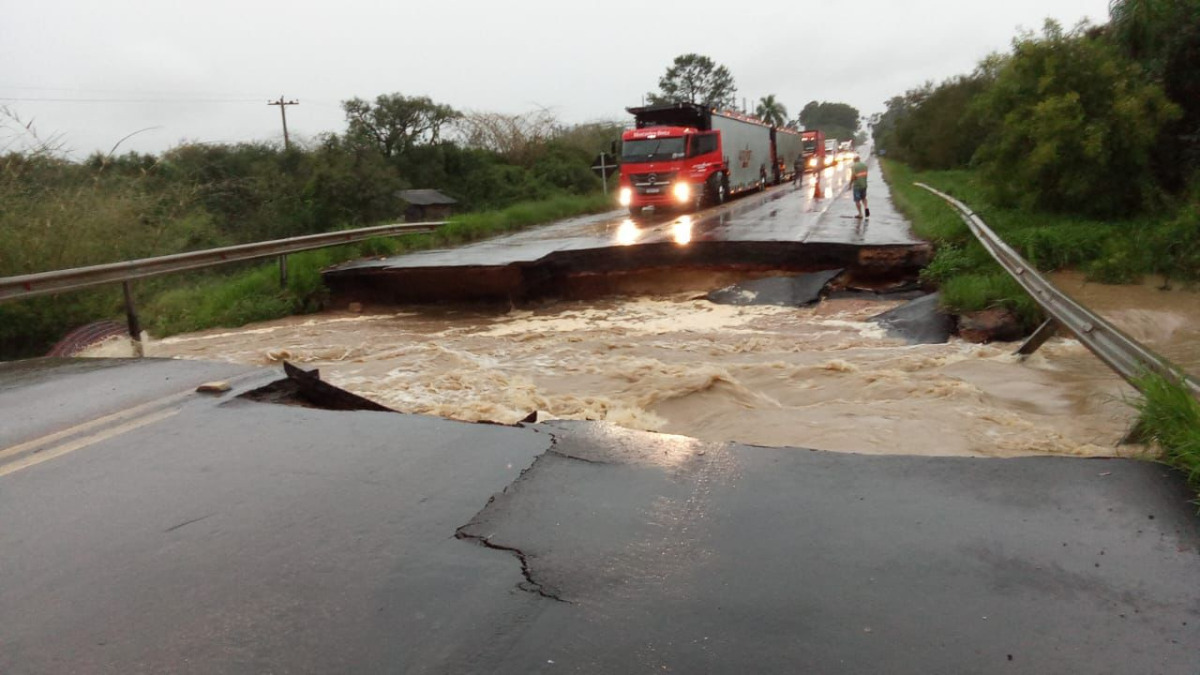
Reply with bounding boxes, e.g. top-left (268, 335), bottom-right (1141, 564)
top-left (140, 194), bottom-right (615, 339)
top-left (1132, 373), bottom-right (1200, 498)
top-left (881, 158), bottom-right (1198, 323)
